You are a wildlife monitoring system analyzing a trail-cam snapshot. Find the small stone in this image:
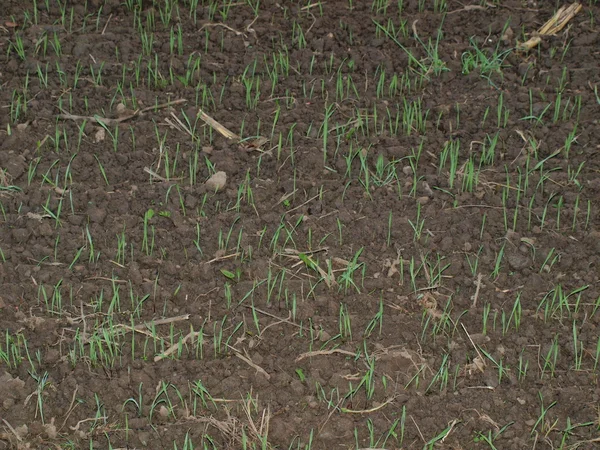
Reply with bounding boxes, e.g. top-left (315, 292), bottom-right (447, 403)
top-left (205, 171), bottom-right (227, 191)
top-left (507, 250), bottom-right (530, 271)
top-left (518, 62), bottom-right (532, 77)
top-left (87, 206), bottom-right (106, 224)
top-left (422, 181), bottom-right (434, 196)
top-left (94, 127), bottom-right (105, 142)
top-left (128, 418), bottom-right (146, 429)
top-left (318, 329), bottom-right (331, 342)
top-left (306, 396), bottom-right (319, 409)
top-left (137, 432), bottom-right (150, 446)
top-left (11, 228), bottom-right (29, 243)
top-left (14, 425), bottom-right (28, 440)
top-left (501, 26), bottom-right (514, 44)
top-left (290, 379), bottom-right (305, 395)
top-left (43, 421), bottom-right (58, 439)
top-left (469, 333), bottom-right (490, 345)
